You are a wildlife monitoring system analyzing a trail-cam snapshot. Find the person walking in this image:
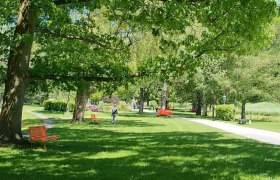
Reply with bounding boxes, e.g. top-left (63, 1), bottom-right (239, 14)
top-left (112, 104), bottom-right (118, 125)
